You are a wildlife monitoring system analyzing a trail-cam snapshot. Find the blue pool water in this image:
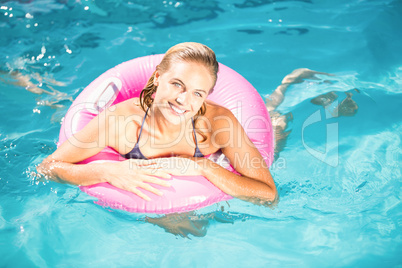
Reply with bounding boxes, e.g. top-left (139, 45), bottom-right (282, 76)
top-left (1, 0), bottom-right (401, 266)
